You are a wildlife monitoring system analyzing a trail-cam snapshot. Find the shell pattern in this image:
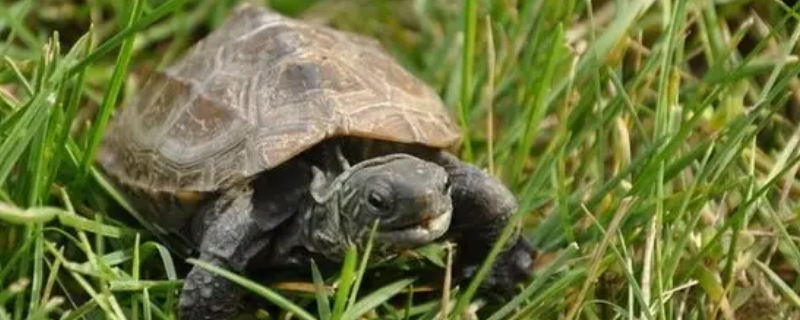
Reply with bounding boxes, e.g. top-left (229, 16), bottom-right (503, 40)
top-left (99, 3), bottom-right (461, 196)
